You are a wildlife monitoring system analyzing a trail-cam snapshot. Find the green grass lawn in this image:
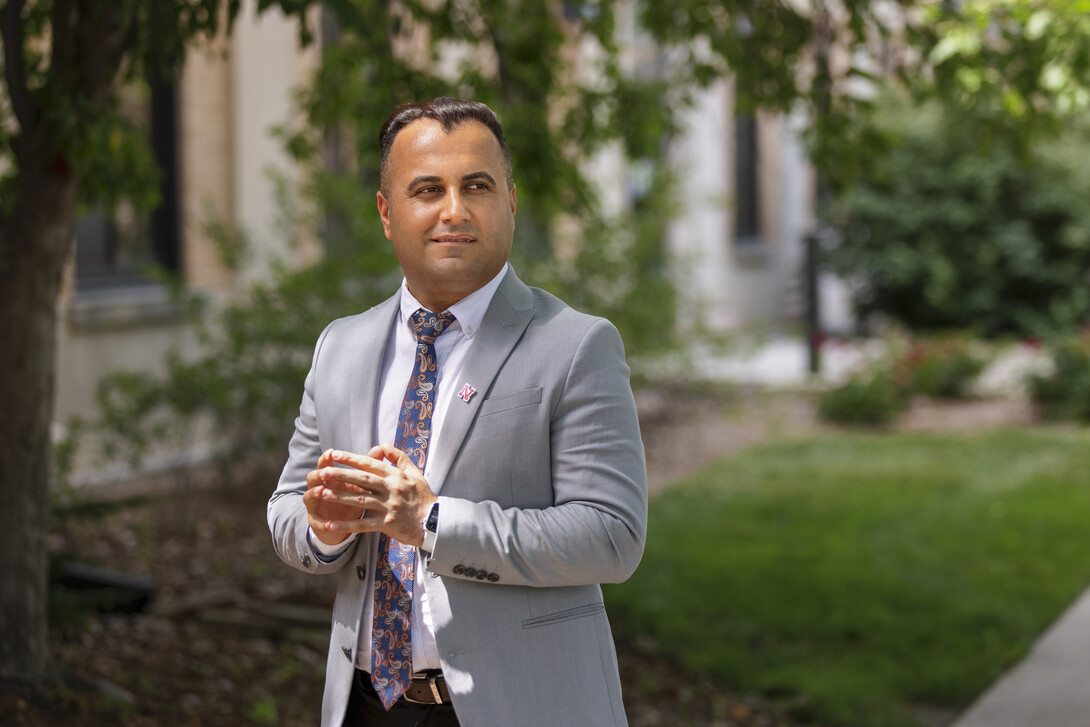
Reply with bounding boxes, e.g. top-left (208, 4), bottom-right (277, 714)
top-left (606, 427), bottom-right (1090, 727)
